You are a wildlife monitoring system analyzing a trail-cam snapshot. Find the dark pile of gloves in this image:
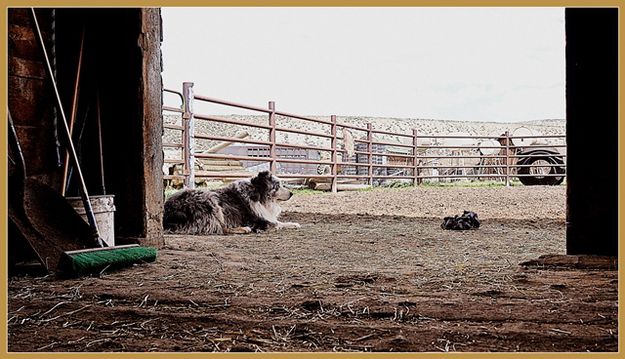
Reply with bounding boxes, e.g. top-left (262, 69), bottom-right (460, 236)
top-left (441, 210), bottom-right (480, 230)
